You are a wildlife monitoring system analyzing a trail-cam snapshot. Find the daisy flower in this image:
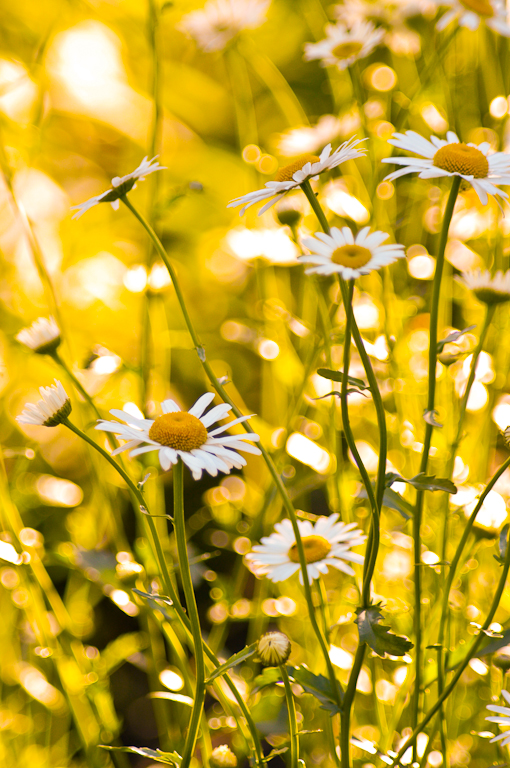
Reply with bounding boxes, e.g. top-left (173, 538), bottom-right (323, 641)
top-left (227, 136), bottom-right (366, 216)
top-left (382, 130), bottom-right (510, 205)
top-left (210, 745), bottom-right (238, 768)
top-left (95, 393), bottom-right (261, 481)
top-left (300, 226), bottom-right (406, 279)
top-left (457, 269), bottom-right (510, 304)
top-left (16, 380), bottom-right (71, 427)
top-left (71, 156), bottom-right (166, 219)
top-left (435, 0), bottom-right (510, 35)
top-left (304, 21), bottom-right (385, 71)
top-left (16, 316), bottom-right (60, 354)
top-left (486, 689), bottom-right (510, 747)
top-left (246, 514), bottom-right (365, 585)
top-left (178, 0), bottom-right (270, 52)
